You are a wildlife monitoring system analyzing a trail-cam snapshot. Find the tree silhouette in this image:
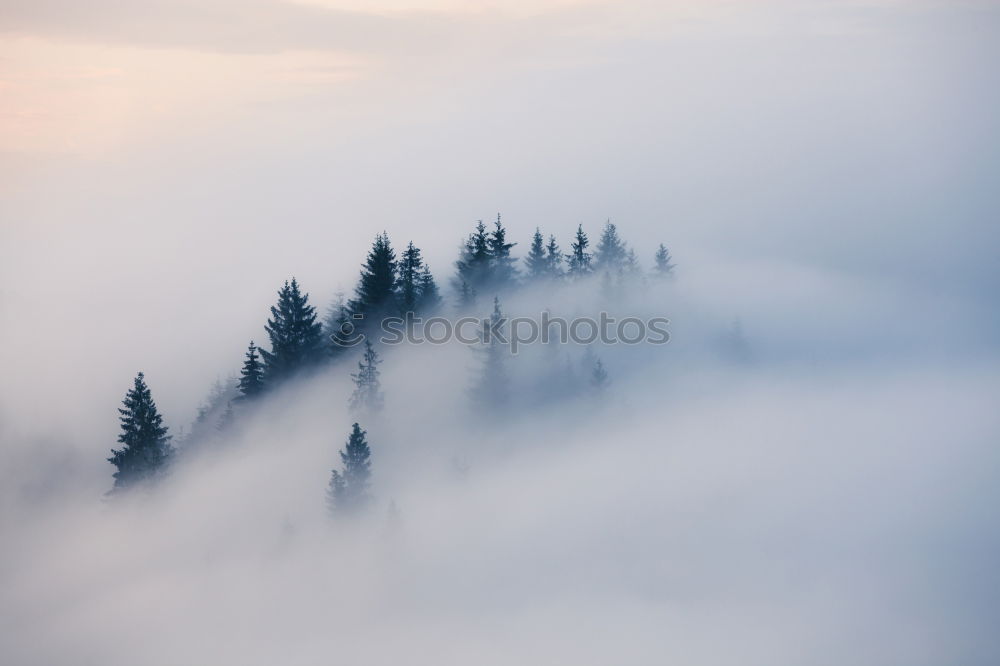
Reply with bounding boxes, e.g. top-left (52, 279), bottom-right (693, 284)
top-left (260, 278), bottom-right (324, 383)
top-left (108, 372), bottom-right (173, 492)
top-left (327, 423), bottom-right (373, 515)
top-left (349, 340), bottom-right (384, 414)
